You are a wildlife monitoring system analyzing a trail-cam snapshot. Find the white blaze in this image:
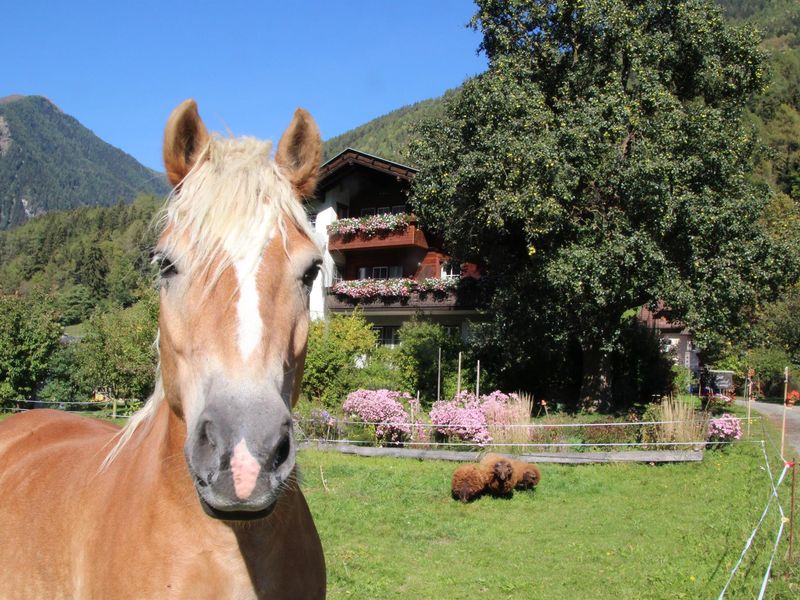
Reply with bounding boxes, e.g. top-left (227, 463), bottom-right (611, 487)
top-left (234, 257), bottom-right (263, 360)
